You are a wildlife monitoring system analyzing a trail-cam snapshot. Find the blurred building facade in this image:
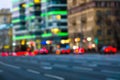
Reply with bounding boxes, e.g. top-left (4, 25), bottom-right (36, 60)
top-left (12, 0), bottom-right (42, 50)
top-left (41, 0), bottom-right (68, 47)
top-left (67, 0), bottom-right (120, 50)
top-left (12, 0), bottom-right (68, 50)
top-left (0, 9), bottom-right (12, 51)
